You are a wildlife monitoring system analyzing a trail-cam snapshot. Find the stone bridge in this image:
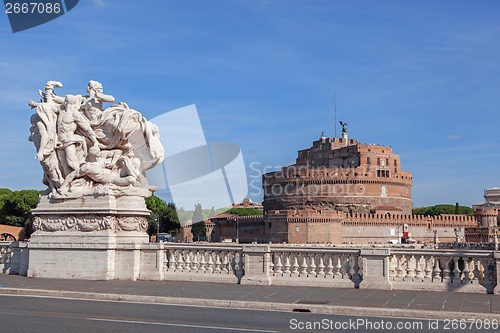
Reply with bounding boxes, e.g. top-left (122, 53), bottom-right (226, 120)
top-left (1, 241), bottom-right (498, 294)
